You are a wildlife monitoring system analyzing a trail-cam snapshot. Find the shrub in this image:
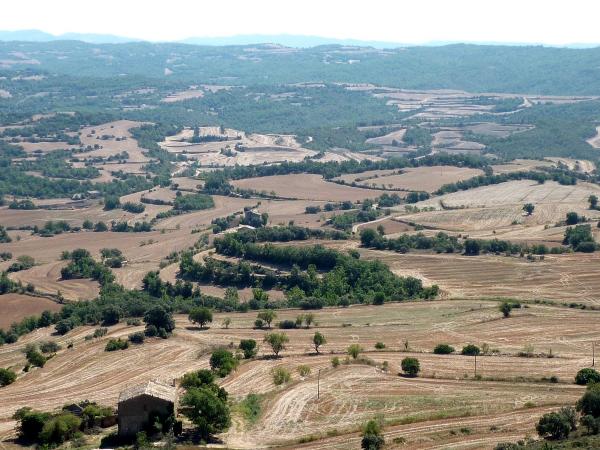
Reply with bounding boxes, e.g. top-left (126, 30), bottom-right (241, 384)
top-left (180, 369), bottom-right (216, 390)
top-left (331, 357), bottom-right (340, 368)
top-left (361, 419), bottom-right (384, 450)
top-left (122, 202), bottom-right (145, 213)
top-left (0, 367), bottom-right (17, 386)
top-left (278, 319), bottom-right (297, 329)
top-left (580, 414), bottom-right (600, 434)
top-left (577, 383), bottom-right (600, 418)
top-left (39, 341), bottom-right (61, 353)
top-left (374, 342), bottom-right (386, 350)
top-left (536, 411), bottom-right (571, 439)
top-left (576, 368), bottom-right (600, 385)
top-left (101, 305), bottom-right (122, 326)
top-left (461, 344), bottom-right (481, 356)
top-left (13, 408), bottom-right (51, 442)
top-left (297, 365), bottom-right (311, 377)
top-left (38, 413), bottom-right (81, 445)
top-left (128, 332), bottom-right (145, 344)
top-left (239, 339), bottom-right (258, 359)
top-left (144, 306), bottom-right (175, 335)
top-left (401, 357), bottom-right (420, 377)
top-left (272, 367), bottom-right (291, 385)
top-left (210, 349), bottom-right (238, 377)
top-left (25, 348), bottom-right (46, 368)
top-left (105, 338), bottom-right (128, 352)
top-left (434, 343), bottom-right (455, 354)
top-left (54, 319), bottom-right (75, 336)
top-left (499, 302), bottom-right (513, 318)
top-left (348, 343), bottom-right (362, 359)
